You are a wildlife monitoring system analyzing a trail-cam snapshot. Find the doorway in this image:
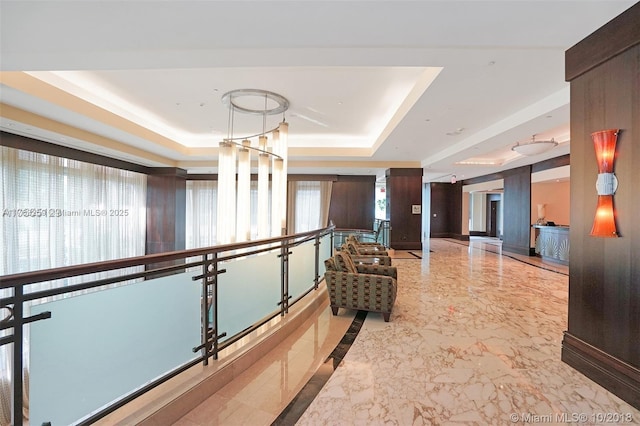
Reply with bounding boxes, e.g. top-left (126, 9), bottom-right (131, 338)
top-left (488, 200), bottom-right (498, 237)
top-left (485, 193), bottom-right (502, 238)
